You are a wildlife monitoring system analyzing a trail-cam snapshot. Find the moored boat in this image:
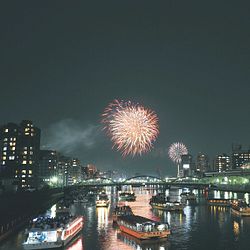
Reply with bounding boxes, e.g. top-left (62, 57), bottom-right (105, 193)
top-left (112, 205), bottom-right (134, 223)
top-left (180, 192), bottom-right (196, 201)
top-left (23, 215), bottom-right (84, 249)
top-left (207, 198), bottom-right (231, 207)
top-left (96, 192), bottom-right (110, 207)
top-left (150, 193), bottom-right (184, 211)
top-left (117, 215), bottom-right (170, 240)
top-left (231, 199), bottom-right (250, 216)
top-left (119, 191), bottom-right (136, 201)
